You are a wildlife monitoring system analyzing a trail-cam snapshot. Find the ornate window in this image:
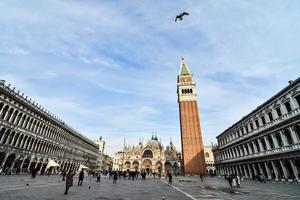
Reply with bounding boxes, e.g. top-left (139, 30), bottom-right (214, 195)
top-left (142, 150), bottom-right (153, 158)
